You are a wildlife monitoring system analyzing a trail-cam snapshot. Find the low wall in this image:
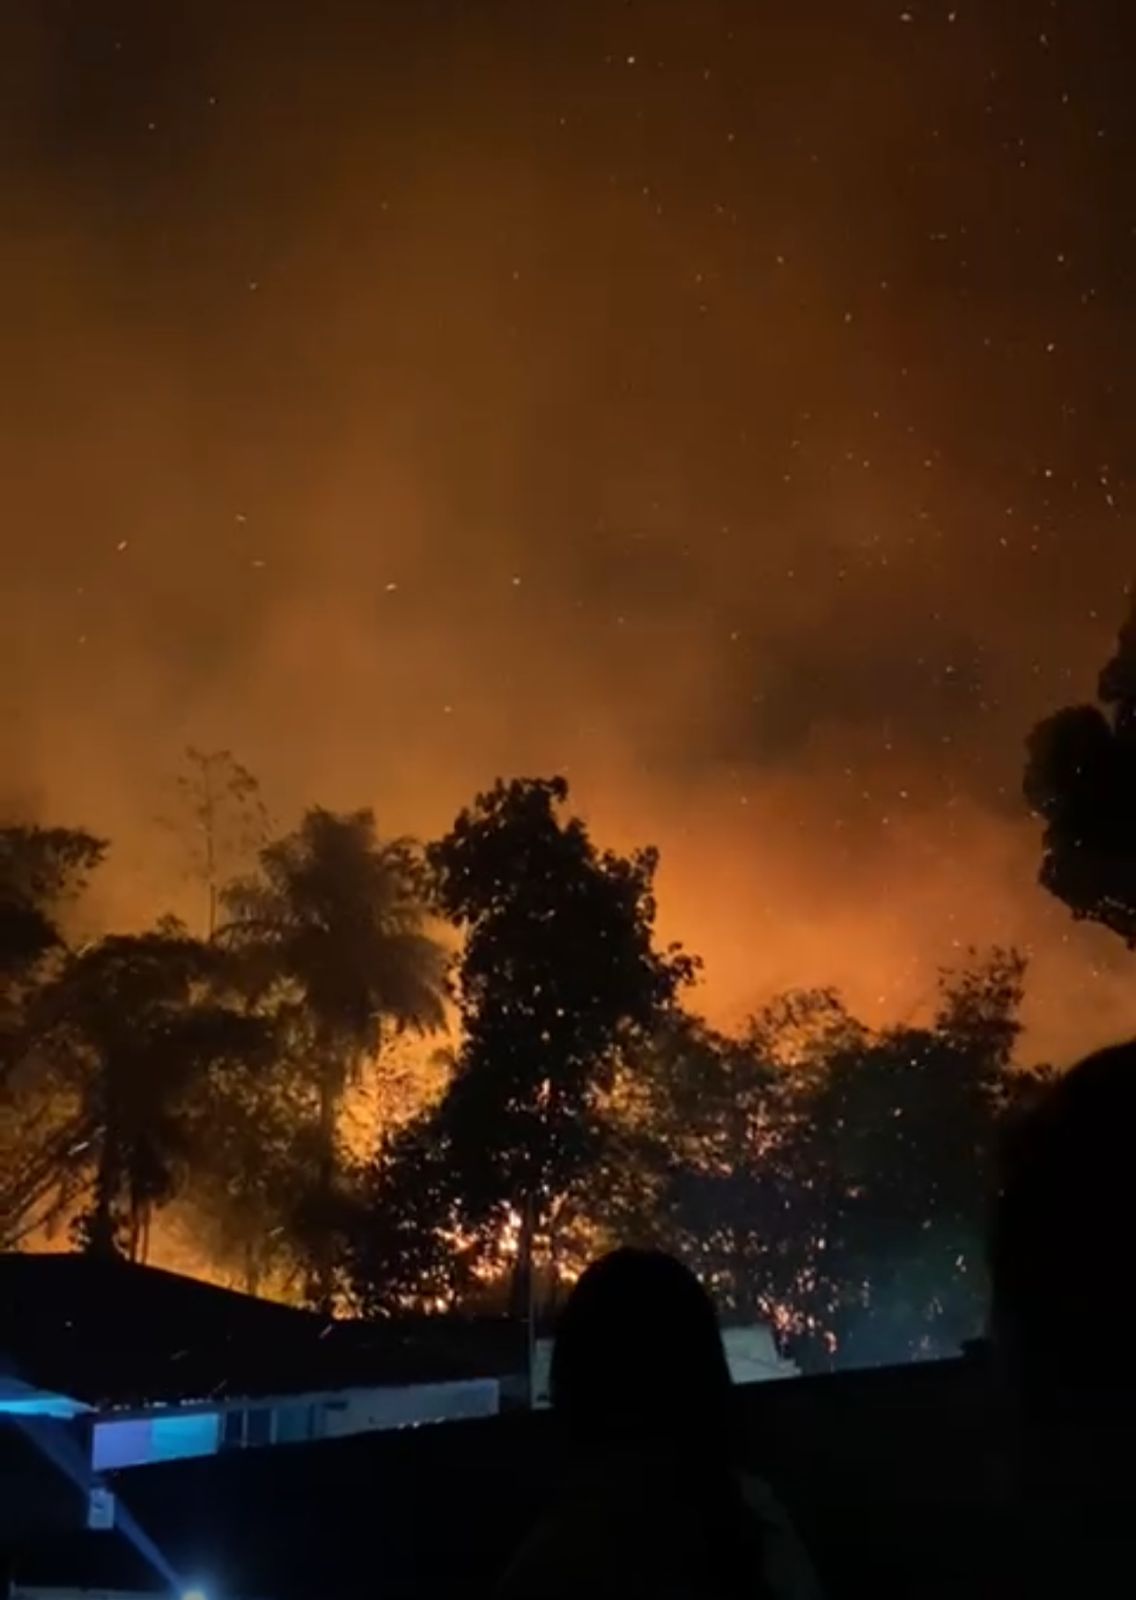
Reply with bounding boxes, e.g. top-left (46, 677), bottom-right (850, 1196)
top-left (5, 1355), bottom-right (1002, 1599)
